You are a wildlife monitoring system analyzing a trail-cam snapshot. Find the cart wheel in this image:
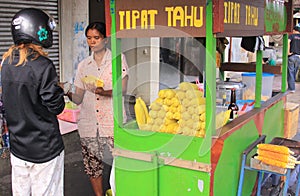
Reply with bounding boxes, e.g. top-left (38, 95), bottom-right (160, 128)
top-left (287, 188), bottom-right (296, 196)
top-left (269, 184), bottom-right (281, 196)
